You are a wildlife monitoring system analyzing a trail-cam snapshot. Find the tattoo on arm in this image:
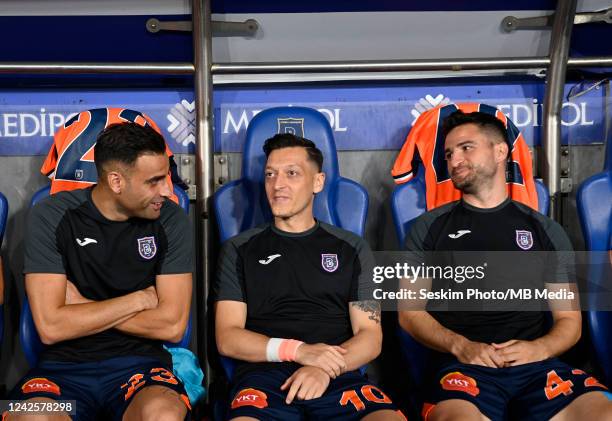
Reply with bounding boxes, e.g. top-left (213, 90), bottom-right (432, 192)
top-left (351, 300), bottom-right (381, 324)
